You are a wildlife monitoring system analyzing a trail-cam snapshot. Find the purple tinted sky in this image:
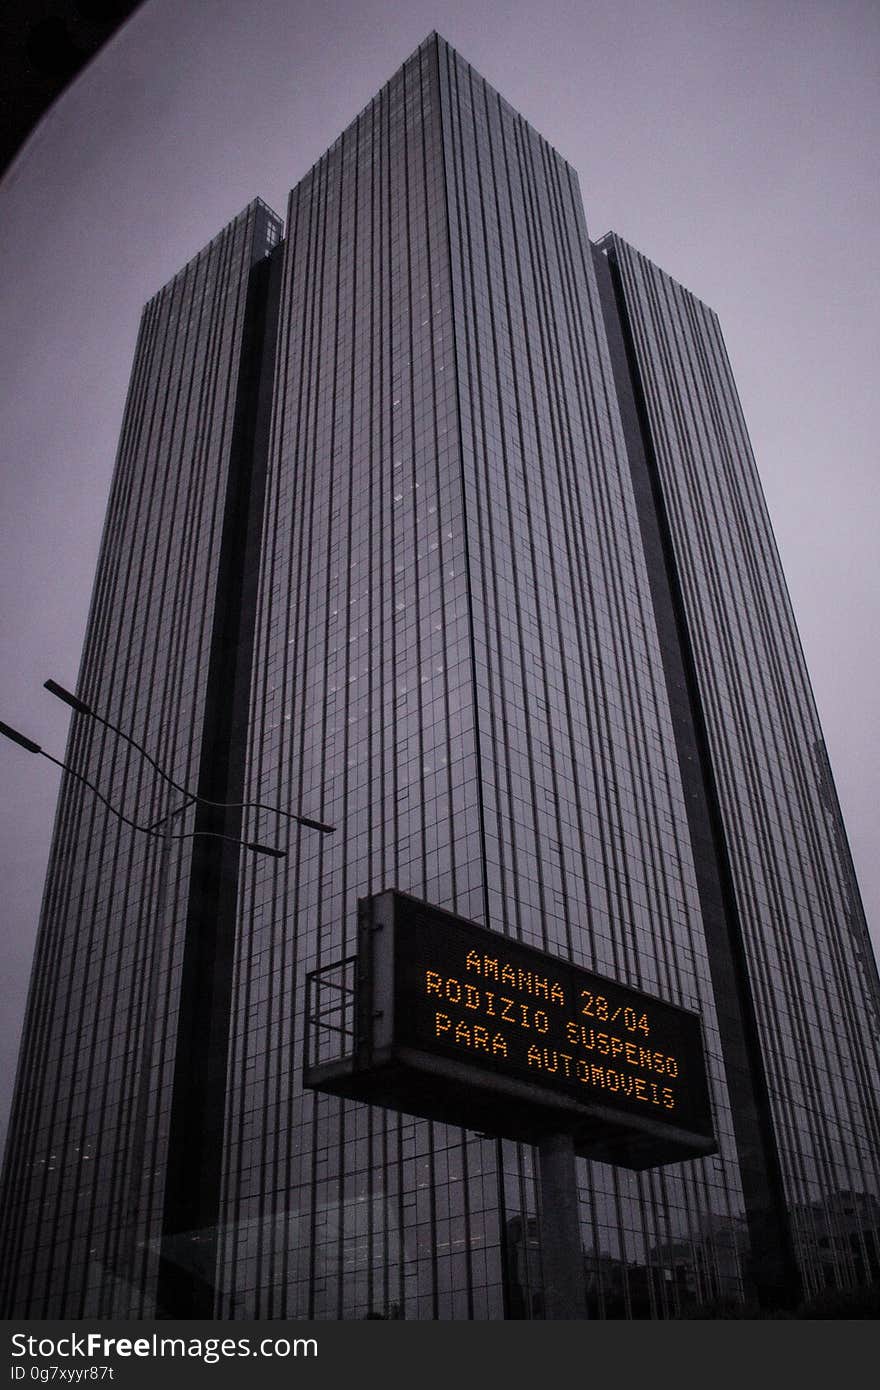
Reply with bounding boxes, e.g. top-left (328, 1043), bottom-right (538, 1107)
top-left (1, 0), bottom-right (878, 1151)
